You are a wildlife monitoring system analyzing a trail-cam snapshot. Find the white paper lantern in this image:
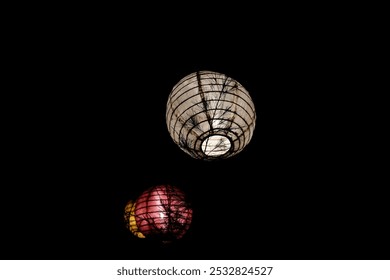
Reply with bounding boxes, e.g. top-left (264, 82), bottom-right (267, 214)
top-left (166, 70), bottom-right (256, 160)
